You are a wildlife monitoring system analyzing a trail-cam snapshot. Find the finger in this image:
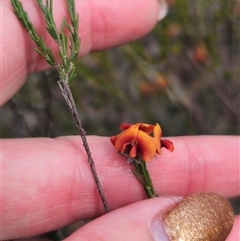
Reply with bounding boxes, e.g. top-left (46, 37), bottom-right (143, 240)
top-left (2, 0), bottom-right (164, 105)
top-left (10, 199), bottom-right (239, 241)
top-left (13, 240), bottom-right (50, 241)
top-left (2, 136), bottom-right (239, 239)
top-left (65, 194), bottom-right (236, 241)
top-left (226, 215), bottom-right (240, 241)
top-left (68, 196), bottom-right (181, 241)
